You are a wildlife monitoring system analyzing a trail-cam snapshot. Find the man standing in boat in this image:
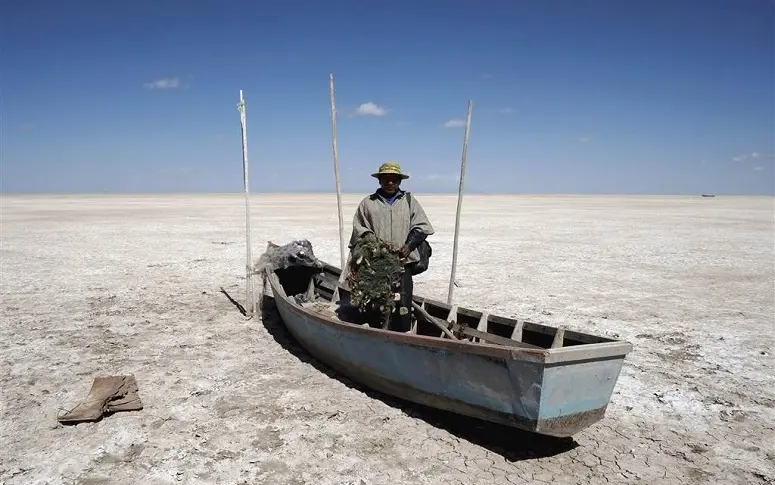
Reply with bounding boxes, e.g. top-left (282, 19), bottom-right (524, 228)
top-left (349, 161), bottom-right (435, 332)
